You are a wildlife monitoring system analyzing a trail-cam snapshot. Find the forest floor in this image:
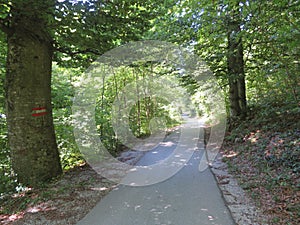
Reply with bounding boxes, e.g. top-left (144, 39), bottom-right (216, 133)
top-left (0, 164), bottom-right (115, 224)
top-left (0, 150), bottom-right (144, 225)
top-left (0, 106), bottom-right (299, 225)
top-left (1, 140), bottom-right (256, 225)
top-left (220, 104), bottom-right (300, 225)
